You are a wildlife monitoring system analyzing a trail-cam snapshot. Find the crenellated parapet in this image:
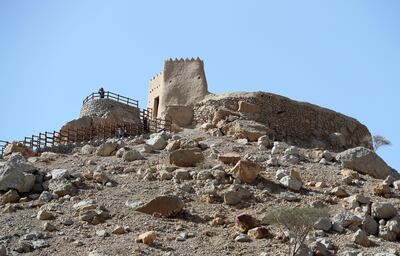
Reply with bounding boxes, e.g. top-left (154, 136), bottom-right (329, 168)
top-left (164, 57), bottom-right (203, 64)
